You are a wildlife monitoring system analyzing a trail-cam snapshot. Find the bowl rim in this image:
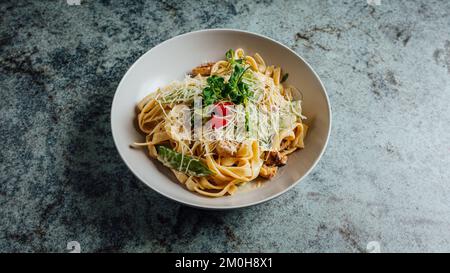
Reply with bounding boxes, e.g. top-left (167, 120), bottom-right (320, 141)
top-left (111, 28), bottom-right (332, 210)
